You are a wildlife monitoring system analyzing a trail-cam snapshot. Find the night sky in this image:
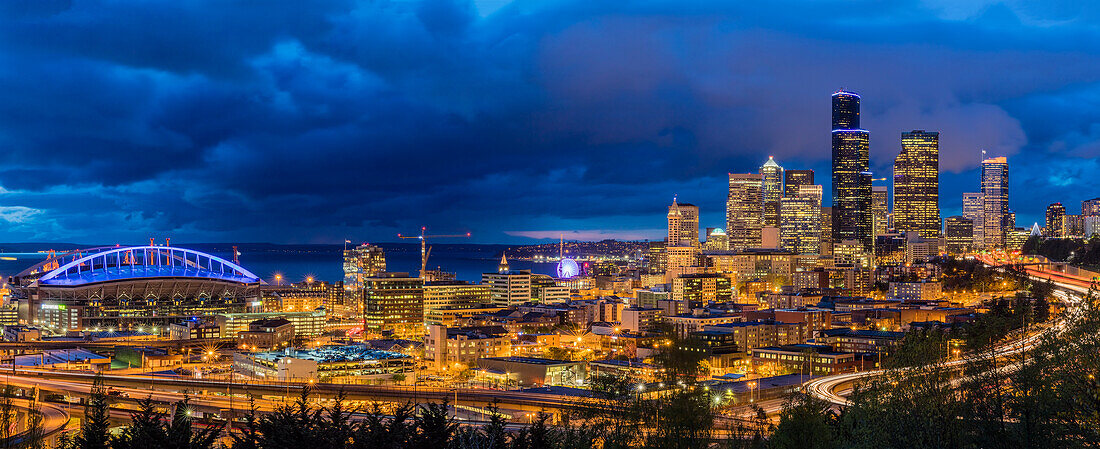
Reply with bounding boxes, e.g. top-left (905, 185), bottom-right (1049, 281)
top-left (0, 1), bottom-right (1097, 244)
